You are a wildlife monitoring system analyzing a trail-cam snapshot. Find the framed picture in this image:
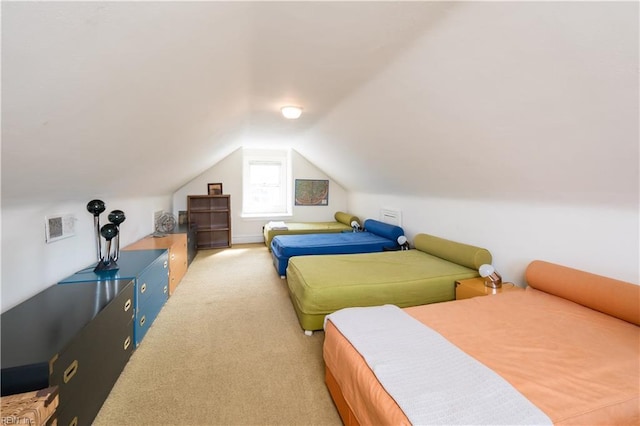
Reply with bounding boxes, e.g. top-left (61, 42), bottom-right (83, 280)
top-left (295, 179), bottom-right (329, 206)
top-left (208, 183), bottom-right (223, 195)
top-left (178, 210), bottom-right (187, 225)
